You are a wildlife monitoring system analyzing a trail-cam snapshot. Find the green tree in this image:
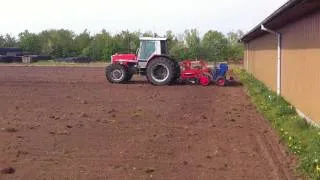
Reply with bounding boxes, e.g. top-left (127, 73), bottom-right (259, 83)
top-left (113, 31), bottom-right (140, 54)
top-left (83, 29), bottom-right (113, 60)
top-left (0, 28), bottom-right (246, 62)
top-left (74, 29), bottom-right (91, 56)
top-left (19, 30), bottom-right (41, 53)
top-left (38, 29), bottom-right (75, 57)
top-left (0, 35), bottom-right (6, 47)
top-left (0, 34), bottom-right (18, 47)
top-left (202, 30), bottom-right (229, 62)
top-left (170, 41), bottom-right (190, 61)
top-left (184, 29), bottom-right (201, 59)
top-left (226, 30), bottom-right (244, 61)
top-left (166, 30), bottom-right (179, 55)
top-left (142, 31), bottom-right (154, 37)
